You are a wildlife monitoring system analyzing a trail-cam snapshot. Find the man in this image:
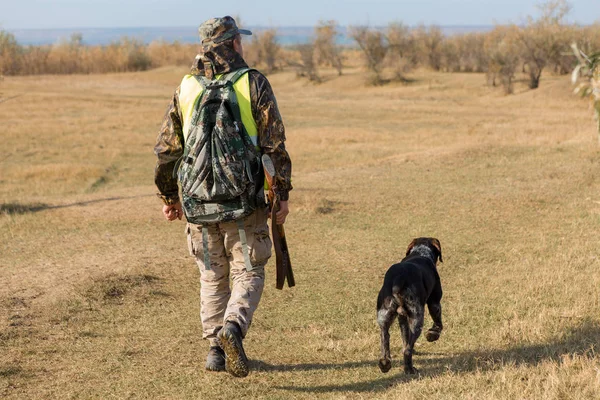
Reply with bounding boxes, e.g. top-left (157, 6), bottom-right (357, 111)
top-left (154, 16), bottom-right (292, 378)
